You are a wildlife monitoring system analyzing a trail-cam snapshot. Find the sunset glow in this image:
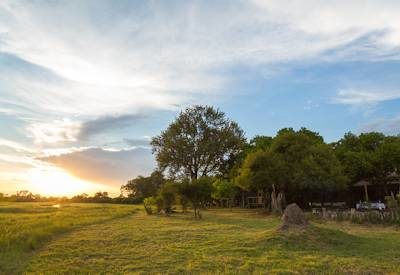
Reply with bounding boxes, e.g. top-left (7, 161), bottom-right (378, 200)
top-left (28, 165), bottom-right (108, 197)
